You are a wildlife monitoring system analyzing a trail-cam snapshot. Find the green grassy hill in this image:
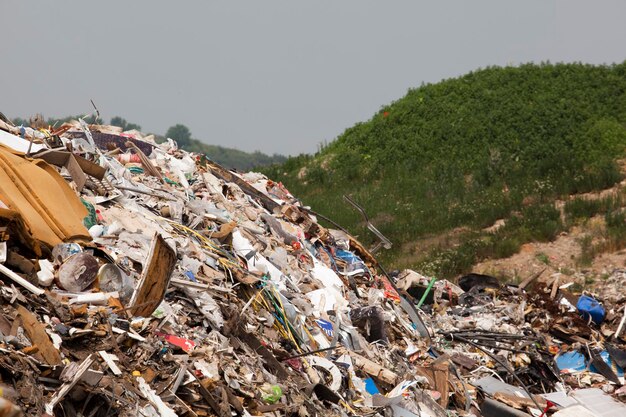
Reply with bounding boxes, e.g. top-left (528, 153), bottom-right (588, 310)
top-left (263, 62), bottom-right (626, 278)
